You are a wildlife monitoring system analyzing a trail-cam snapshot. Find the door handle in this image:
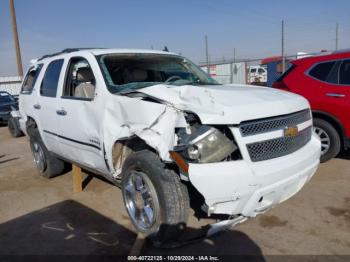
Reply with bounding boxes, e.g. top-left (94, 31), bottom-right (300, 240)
top-left (33, 104), bottom-right (41, 110)
top-left (56, 109), bottom-right (67, 116)
top-left (326, 93), bottom-right (346, 98)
